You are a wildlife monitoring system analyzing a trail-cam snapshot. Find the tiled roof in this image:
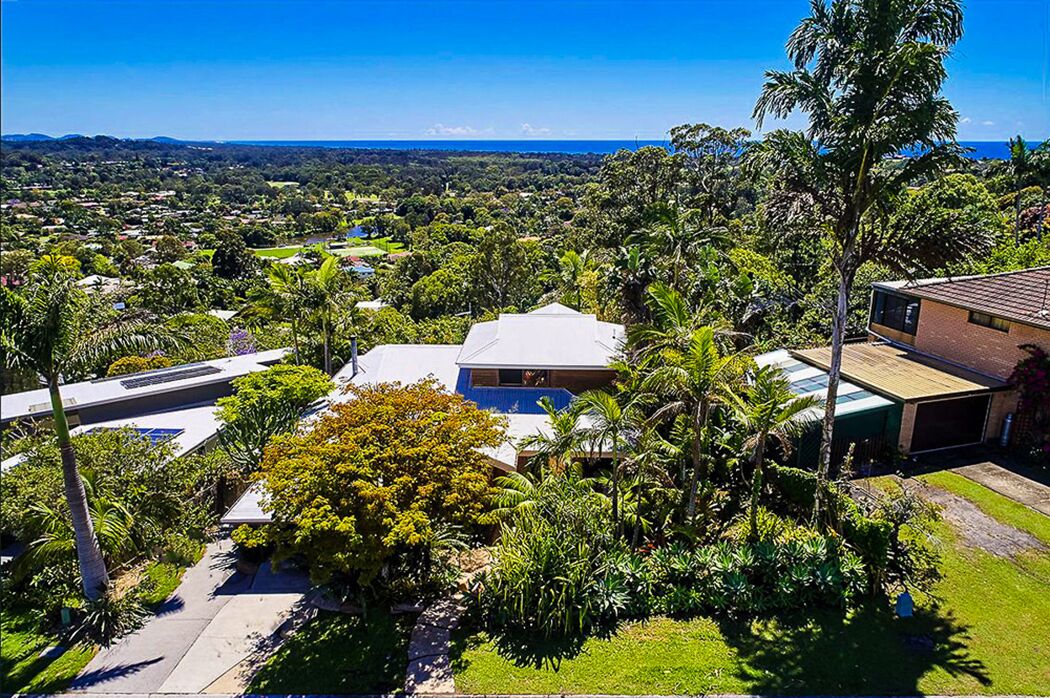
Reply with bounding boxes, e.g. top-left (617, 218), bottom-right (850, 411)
top-left (879, 267), bottom-right (1050, 330)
